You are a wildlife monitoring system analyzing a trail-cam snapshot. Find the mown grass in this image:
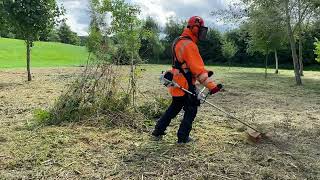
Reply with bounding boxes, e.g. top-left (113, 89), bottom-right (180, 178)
top-left (0, 66), bottom-right (320, 179)
top-left (0, 38), bottom-right (88, 68)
